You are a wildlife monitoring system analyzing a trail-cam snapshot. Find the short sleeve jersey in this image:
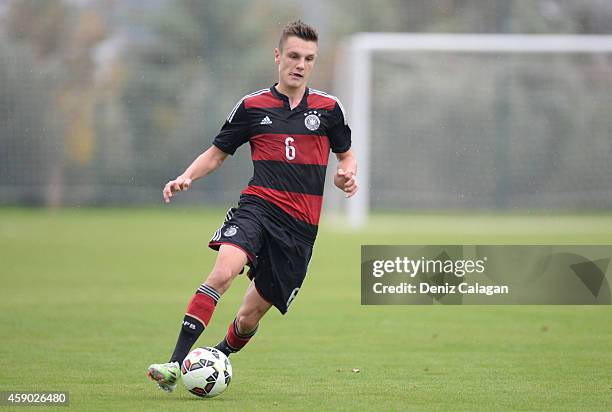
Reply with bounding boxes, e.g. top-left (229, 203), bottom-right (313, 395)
top-left (213, 85), bottom-right (351, 241)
